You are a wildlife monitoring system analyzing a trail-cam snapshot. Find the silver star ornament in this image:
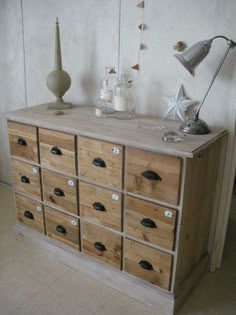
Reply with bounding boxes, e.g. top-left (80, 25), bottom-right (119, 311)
top-left (163, 85), bottom-right (198, 121)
